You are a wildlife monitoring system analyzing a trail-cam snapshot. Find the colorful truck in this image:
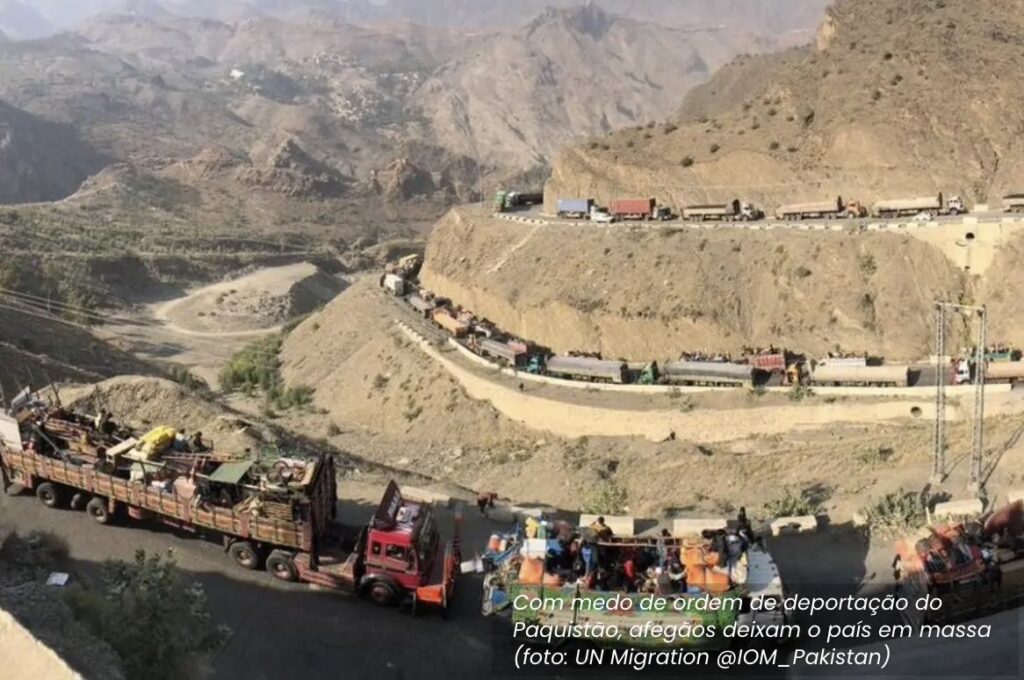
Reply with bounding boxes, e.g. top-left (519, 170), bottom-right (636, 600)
top-left (545, 356), bottom-right (628, 384)
top-left (480, 521), bottom-right (789, 651)
top-left (432, 309), bottom-right (470, 338)
top-left (0, 403), bottom-right (461, 613)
